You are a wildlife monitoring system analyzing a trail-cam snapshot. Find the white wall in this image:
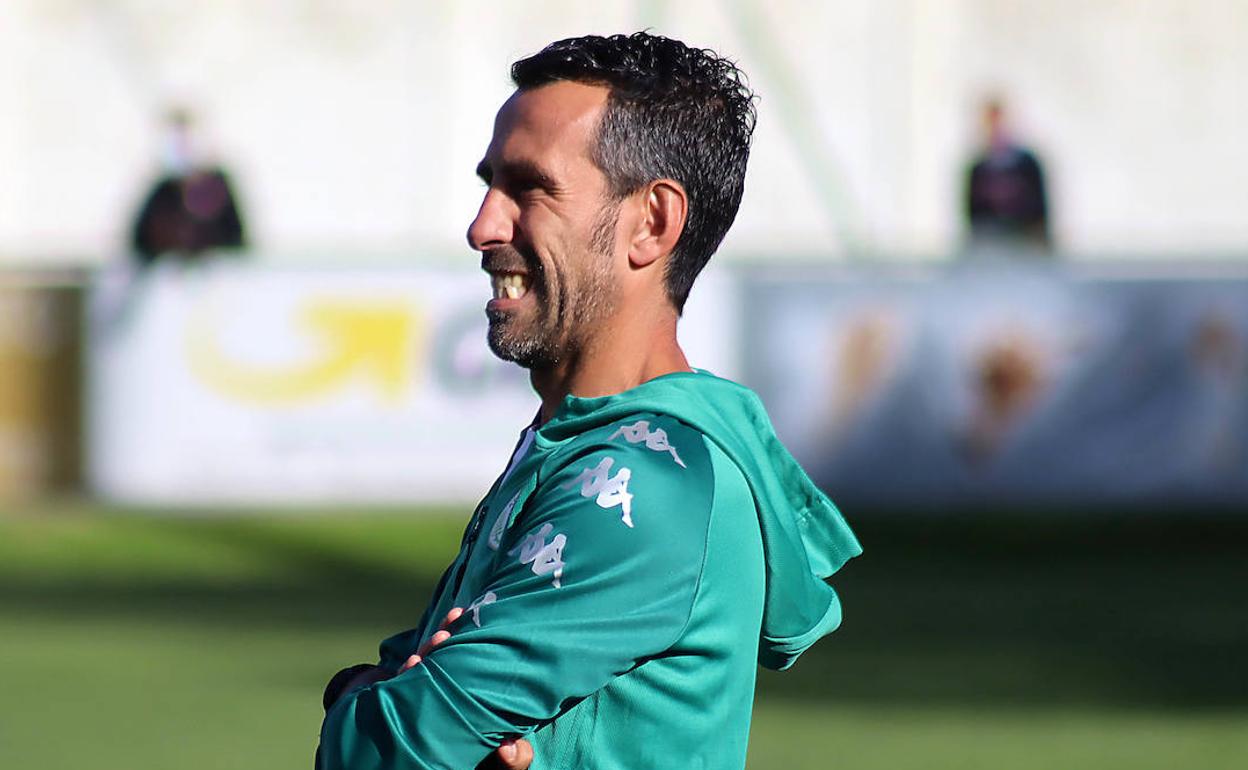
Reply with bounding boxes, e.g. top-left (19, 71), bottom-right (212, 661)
top-left (1, 0), bottom-right (1244, 265)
